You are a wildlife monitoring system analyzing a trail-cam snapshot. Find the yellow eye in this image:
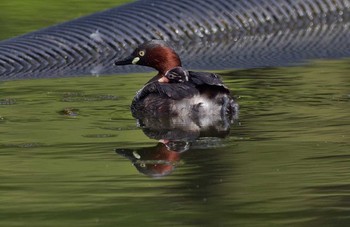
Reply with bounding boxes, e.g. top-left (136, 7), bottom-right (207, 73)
top-left (139, 50), bottom-right (145, 57)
